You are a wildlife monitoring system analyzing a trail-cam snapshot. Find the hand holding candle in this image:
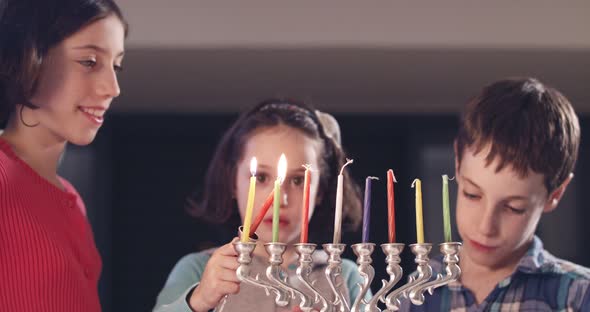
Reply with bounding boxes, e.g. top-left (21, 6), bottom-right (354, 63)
top-left (272, 154), bottom-right (287, 243)
top-left (300, 165), bottom-right (312, 244)
top-left (362, 176), bottom-right (379, 243)
top-left (412, 178), bottom-right (425, 244)
top-left (442, 175), bottom-right (452, 242)
top-left (387, 169), bottom-right (397, 243)
top-left (241, 157), bottom-right (257, 242)
top-left (333, 158), bottom-right (354, 244)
